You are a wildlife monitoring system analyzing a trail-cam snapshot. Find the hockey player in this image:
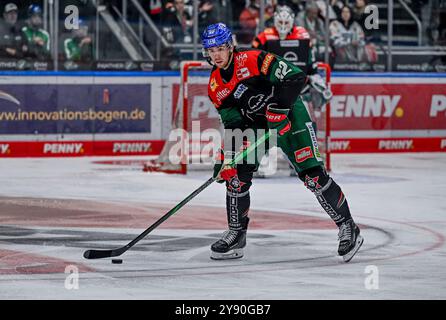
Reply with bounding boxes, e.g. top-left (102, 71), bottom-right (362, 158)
top-left (202, 23), bottom-right (363, 262)
top-left (252, 5), bottom-right (332, 120)
top-left (252, 5), bottom-right (332, 177)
